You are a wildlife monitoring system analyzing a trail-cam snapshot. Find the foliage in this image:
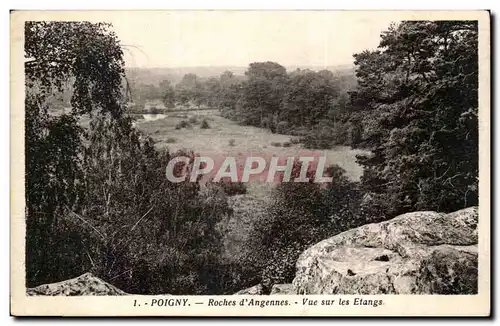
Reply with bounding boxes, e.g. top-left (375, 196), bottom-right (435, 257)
top-left (200, 119), bottom-right (211, 129)
top-left (214, 179), bottom-right (247, 196)
top-left (25, 21), bottom-right (125, 118)
top-left (25, 21), bottom-right (125, 285)
top-left (350, 21), bottom-right (479, 216)
top-left (160, 79), bottom-right (176, 108)
top-left (25, 21), bottom-right (233, 295)
top-left (249, 163), bottom-right (365, 291)
top-left (175, 120), bottom-right (191, 130)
